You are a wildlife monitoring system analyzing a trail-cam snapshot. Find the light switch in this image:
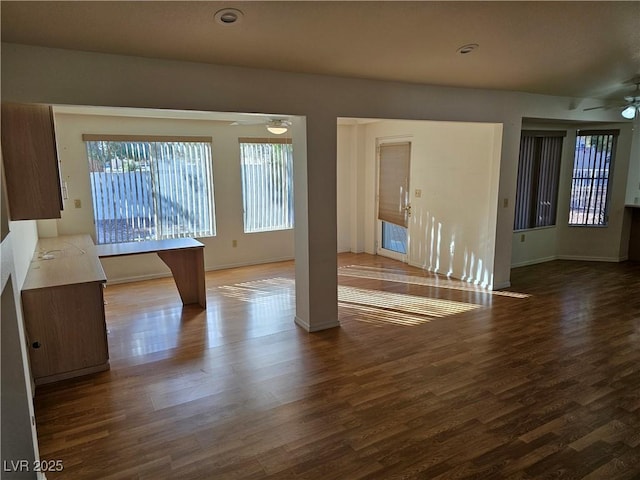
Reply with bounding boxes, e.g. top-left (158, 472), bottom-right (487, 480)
top-left (503, 198), bottom-right (509, 208)
top-left (415, 189), bottom-right (422, 198)
top-left (74, 199), bottom-right (82, 209)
